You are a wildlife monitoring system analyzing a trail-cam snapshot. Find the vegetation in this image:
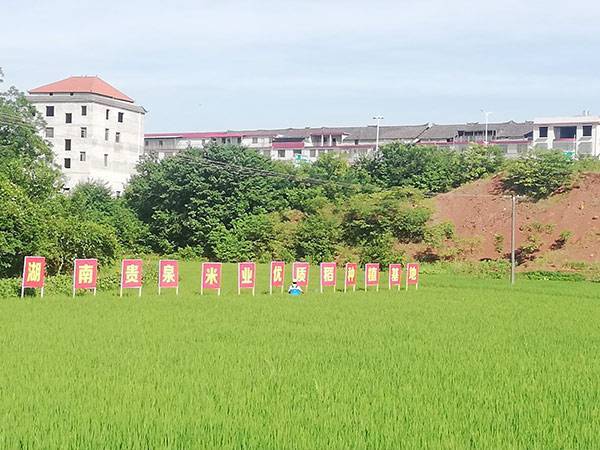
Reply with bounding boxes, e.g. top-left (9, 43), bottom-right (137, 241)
top-left (503, 149), bottom-right (574, 199)
top-left (1, 262), bottom-right (600, 448)
top-left (356, 142), bottom-right (504, 193)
